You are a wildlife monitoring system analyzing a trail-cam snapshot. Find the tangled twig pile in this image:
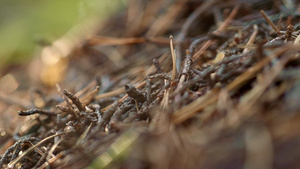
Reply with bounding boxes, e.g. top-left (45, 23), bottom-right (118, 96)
top-left (1, 0), bottom-right (300, 168)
